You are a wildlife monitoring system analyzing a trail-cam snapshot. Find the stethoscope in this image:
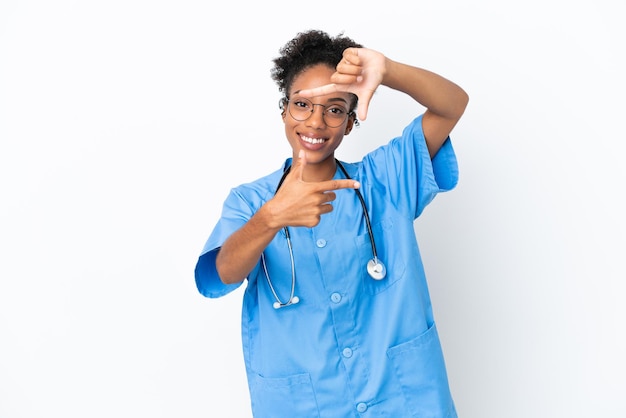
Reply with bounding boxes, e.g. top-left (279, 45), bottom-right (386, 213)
top-left (261, 159), bottom-right (386, 309)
